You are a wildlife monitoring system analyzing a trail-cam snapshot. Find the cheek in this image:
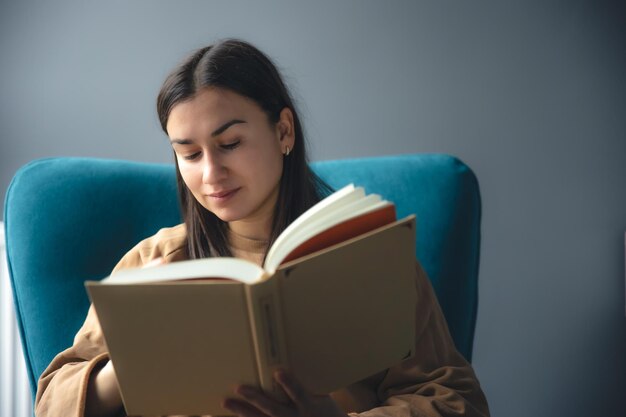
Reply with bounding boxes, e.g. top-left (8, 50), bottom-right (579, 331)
top-left (178, 162), bottom-right (201, 192)
top-left (244, 149), bottom-right (283, 183)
